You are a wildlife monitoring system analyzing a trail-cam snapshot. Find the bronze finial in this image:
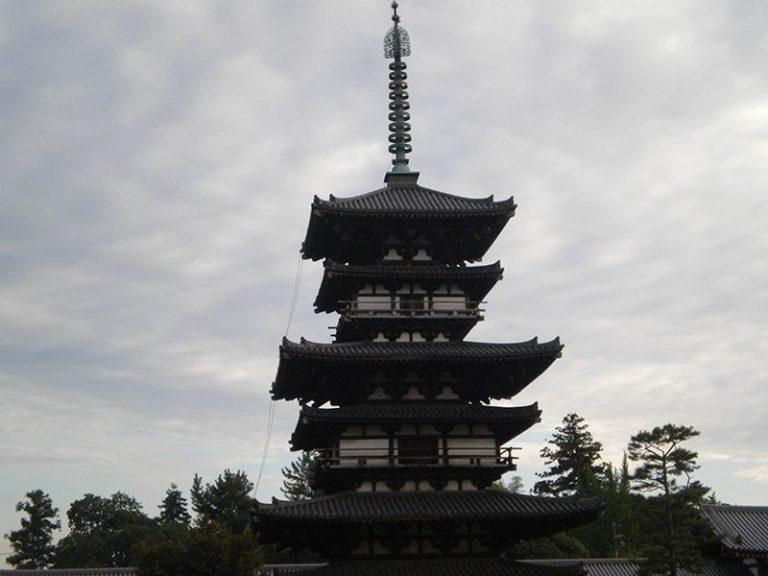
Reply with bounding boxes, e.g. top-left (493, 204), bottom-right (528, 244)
top-left (383, 1), bottom-right (413, 175)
